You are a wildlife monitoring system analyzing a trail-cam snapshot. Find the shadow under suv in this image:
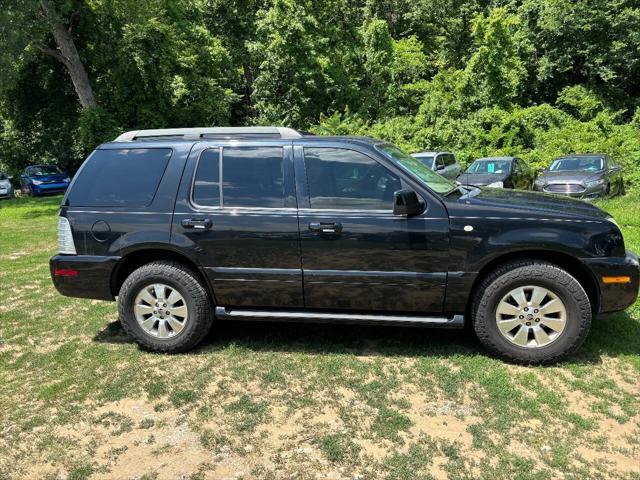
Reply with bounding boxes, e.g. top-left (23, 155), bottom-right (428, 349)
top-left (50, 127), bottom-right (639, 364)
